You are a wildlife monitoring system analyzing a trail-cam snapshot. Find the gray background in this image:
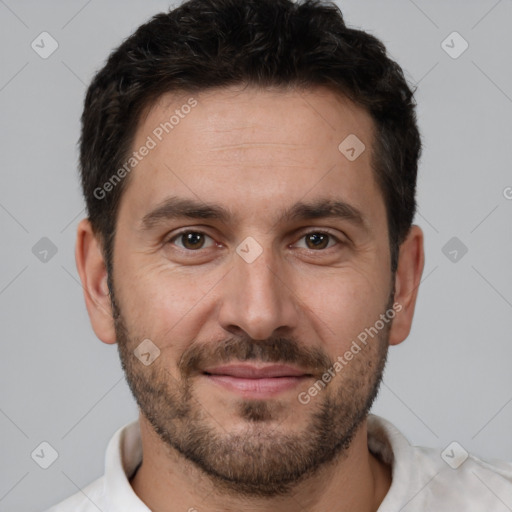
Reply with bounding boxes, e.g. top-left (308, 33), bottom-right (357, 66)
top-left (0, 0), bottom-right (511, 510)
